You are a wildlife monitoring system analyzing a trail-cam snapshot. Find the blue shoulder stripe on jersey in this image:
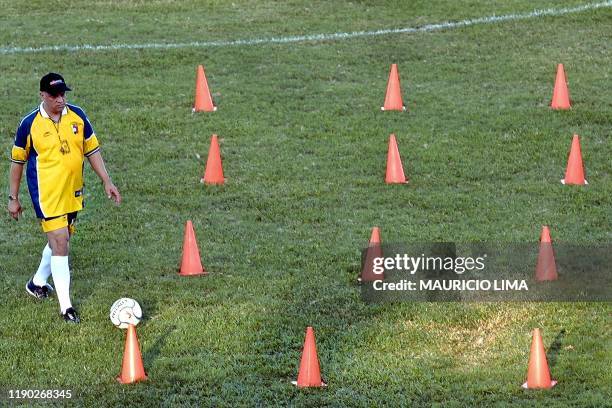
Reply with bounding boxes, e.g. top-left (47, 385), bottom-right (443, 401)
top-left (14, 108), bottom-right (39, 147)
top-left (67, 103), bottom-right (95, 138)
